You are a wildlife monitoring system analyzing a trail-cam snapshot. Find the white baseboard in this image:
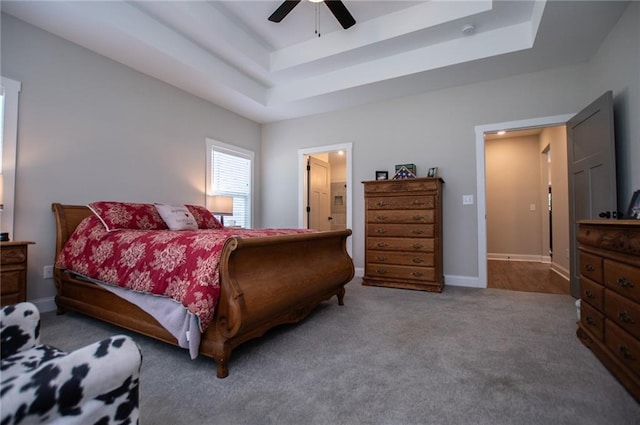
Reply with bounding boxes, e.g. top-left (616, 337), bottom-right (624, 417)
top-left (445, 275), bottom-right (483, 288)
top-left (551, 264), bottom-right (570, 281)
top-left (31, 296), bottom-right (57, 313)
top-left (488, 253), bottom-right (548, 262)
